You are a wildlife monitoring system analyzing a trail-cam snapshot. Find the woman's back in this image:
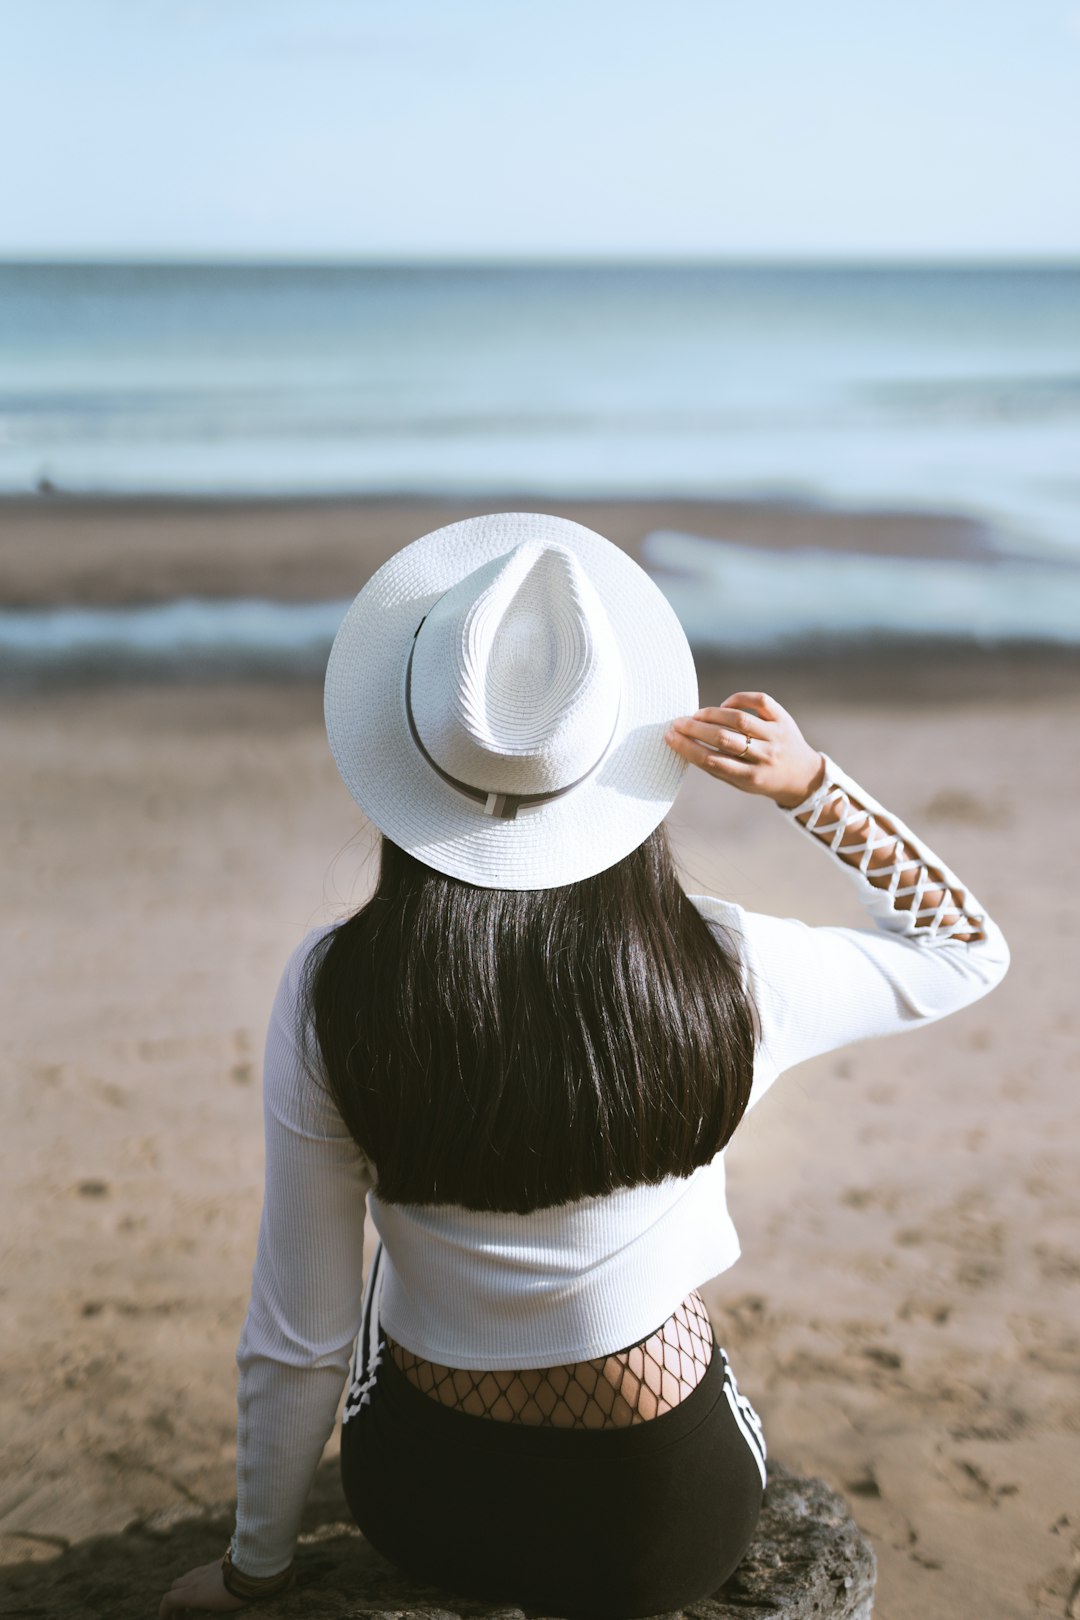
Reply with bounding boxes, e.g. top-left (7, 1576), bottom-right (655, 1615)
top-left (239, 748), bottom-right (1006, 1437)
